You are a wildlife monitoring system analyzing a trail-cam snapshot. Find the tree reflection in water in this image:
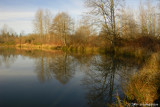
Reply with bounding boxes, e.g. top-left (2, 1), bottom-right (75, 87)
top-left (82, 55), bottom-right (141, 107)
top-left (35, 52), bottom-right (76, 84)
top-left (0, 48), bottom-right (17, 68)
